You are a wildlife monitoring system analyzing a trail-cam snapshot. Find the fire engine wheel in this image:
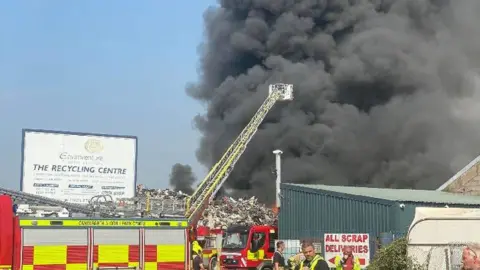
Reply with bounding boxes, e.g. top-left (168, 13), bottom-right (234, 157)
top-left (260, 267), bottom-right (272, 270)
top-left (209, 256), bottom-right (217, 270)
